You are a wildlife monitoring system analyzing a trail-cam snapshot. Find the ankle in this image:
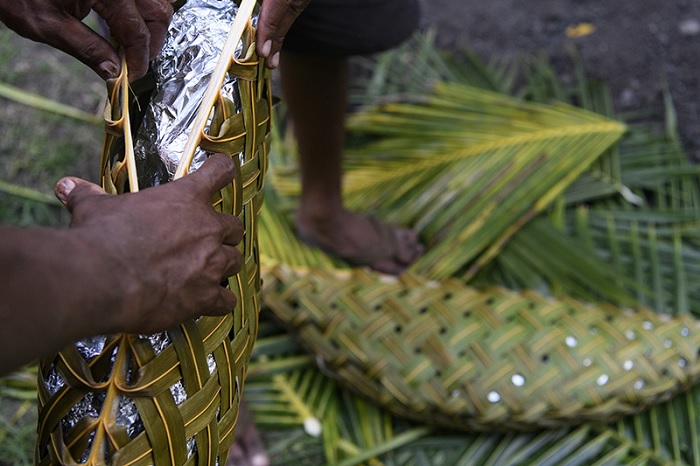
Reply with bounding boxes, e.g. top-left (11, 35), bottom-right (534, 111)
top-left (297, 198), bottom-right (344, 225)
